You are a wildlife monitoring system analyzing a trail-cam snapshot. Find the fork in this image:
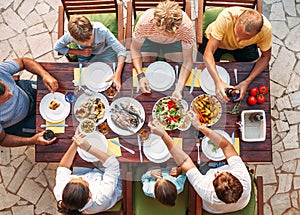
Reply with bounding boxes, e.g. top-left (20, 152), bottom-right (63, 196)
top-left (196, 142), bottom-right (201, 165)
